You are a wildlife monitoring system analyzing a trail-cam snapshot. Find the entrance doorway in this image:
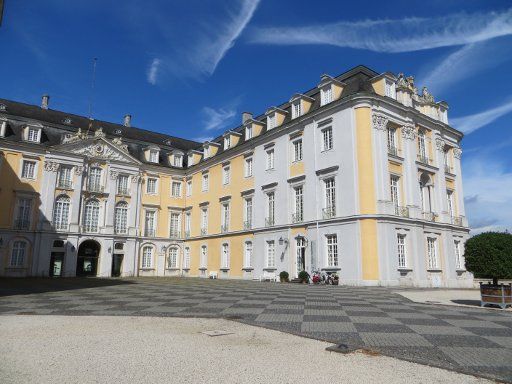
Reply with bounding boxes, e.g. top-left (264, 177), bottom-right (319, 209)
top-left (49, 252), bottom-right (64, 277)
top-left (76, 240), bottom-right (100, 277)
top-left (296, 237), bottom-right (306, 277)
top-left (111, 242), bottom-right (124, 277)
